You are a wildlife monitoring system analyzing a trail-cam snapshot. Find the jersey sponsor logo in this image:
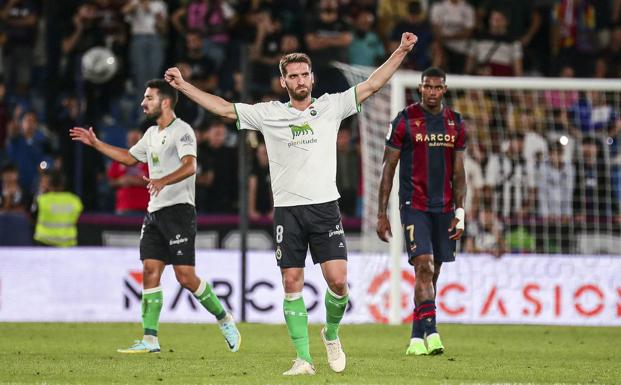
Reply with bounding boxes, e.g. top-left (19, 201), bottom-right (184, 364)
top-left (179, 133), bottom-right (194, 144)
top-left (169, 234), bottom-right (189, 245)
top-left (329, 224), bottom-right (345, 238)
top-left (289, 122), bottom-right (314, 139)
top-left (151, 152), bottom-right (160, 166)
top-left (415, 133), bottom-right (456, 147)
